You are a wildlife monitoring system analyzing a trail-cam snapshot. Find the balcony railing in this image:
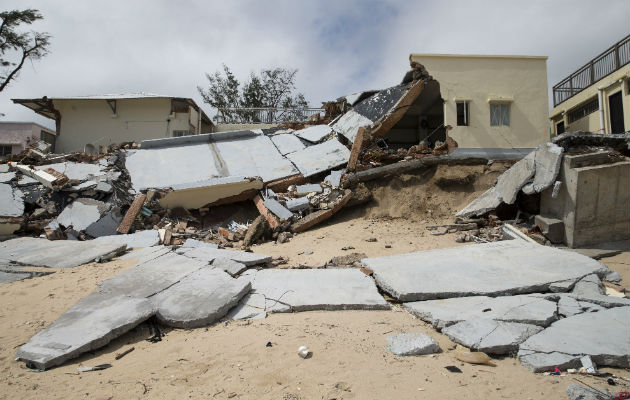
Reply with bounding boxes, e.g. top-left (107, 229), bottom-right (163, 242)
top-left (214, 107), bottom-right (324, 124)
top-left (552, 34), bottom-right (630, 107)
